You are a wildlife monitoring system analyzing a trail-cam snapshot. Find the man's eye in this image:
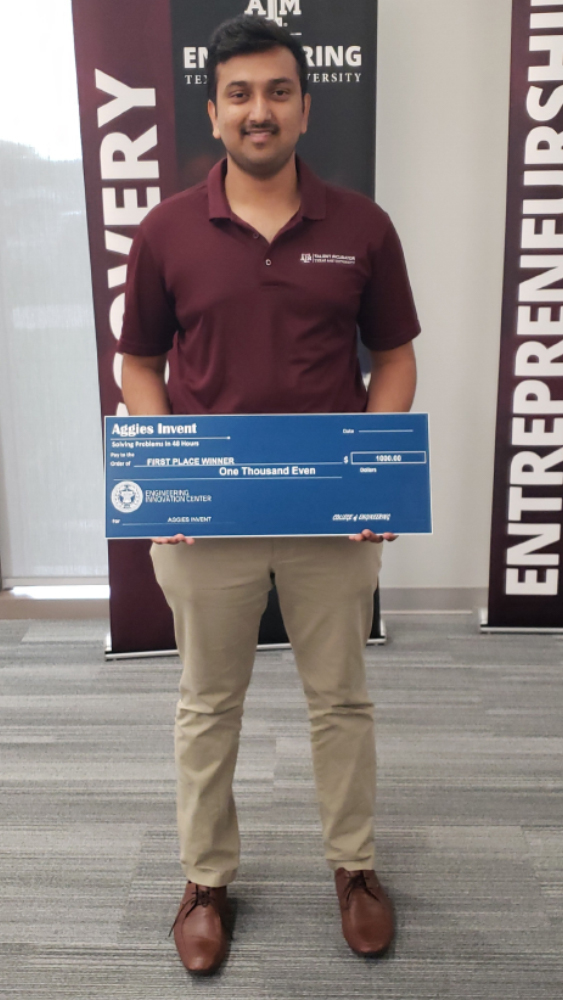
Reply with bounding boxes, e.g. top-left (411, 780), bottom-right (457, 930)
top-left (274, 89), bottom-right (289, 97)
